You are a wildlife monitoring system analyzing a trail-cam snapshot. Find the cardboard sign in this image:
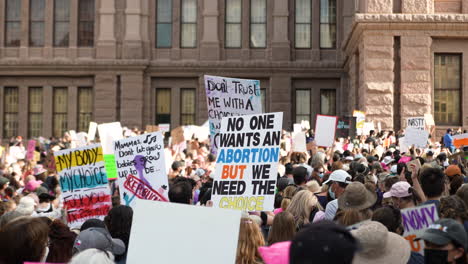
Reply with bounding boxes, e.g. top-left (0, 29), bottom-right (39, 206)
top-left (170, 127), bottom-right (185, 145)
top-left (211, 112), bottom-right (283, 211)
top-left (353, 110), bottom-right (366, 135)
top-left (145, 125), bottom-right (159, 133)
top-left (26, 140), bottom-right (36, 161)
top-left (127, 200), bottom-right (241, 264)
top-left (407, 117), bottom-right (425, 130)
top-left (405, 127), bottom-right (429, 148)
top-left (401, 204), bottom-right (439, 254)
top-left (54, 144), bottom-right (112, 229)
top-left (424, 114), bottom-right (435, 127)
top-left (315, 115), bottom-right (338, 148)
top-left (114, 132), bottom-right (169, 207)
top-left (88, 122), bottom-right (98, 141)
top-left (453, 133), bottom-right (468, 148)
top-left (205, 75), bottom-right (263, 155)
top-left (336, 117), bottom-right (352, 139)
top-left (292, 132), bottom-right (307, 153)
top-left (98, 122), bottom-right (123, 180)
